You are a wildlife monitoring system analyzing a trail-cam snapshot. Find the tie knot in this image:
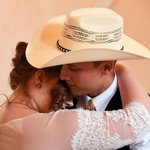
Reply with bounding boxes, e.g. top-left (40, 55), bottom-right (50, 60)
top-left (87, 99), bottom-right (96, 111)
